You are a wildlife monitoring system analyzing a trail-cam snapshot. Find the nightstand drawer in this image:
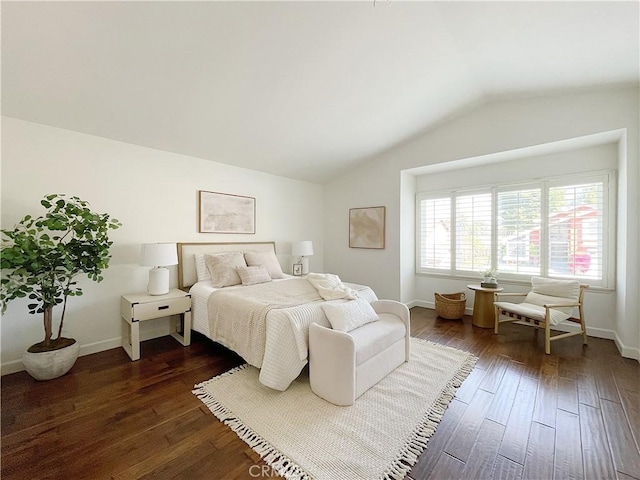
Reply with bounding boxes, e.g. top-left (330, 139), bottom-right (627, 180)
top-left (130, 296), bottom-right (191, 322)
